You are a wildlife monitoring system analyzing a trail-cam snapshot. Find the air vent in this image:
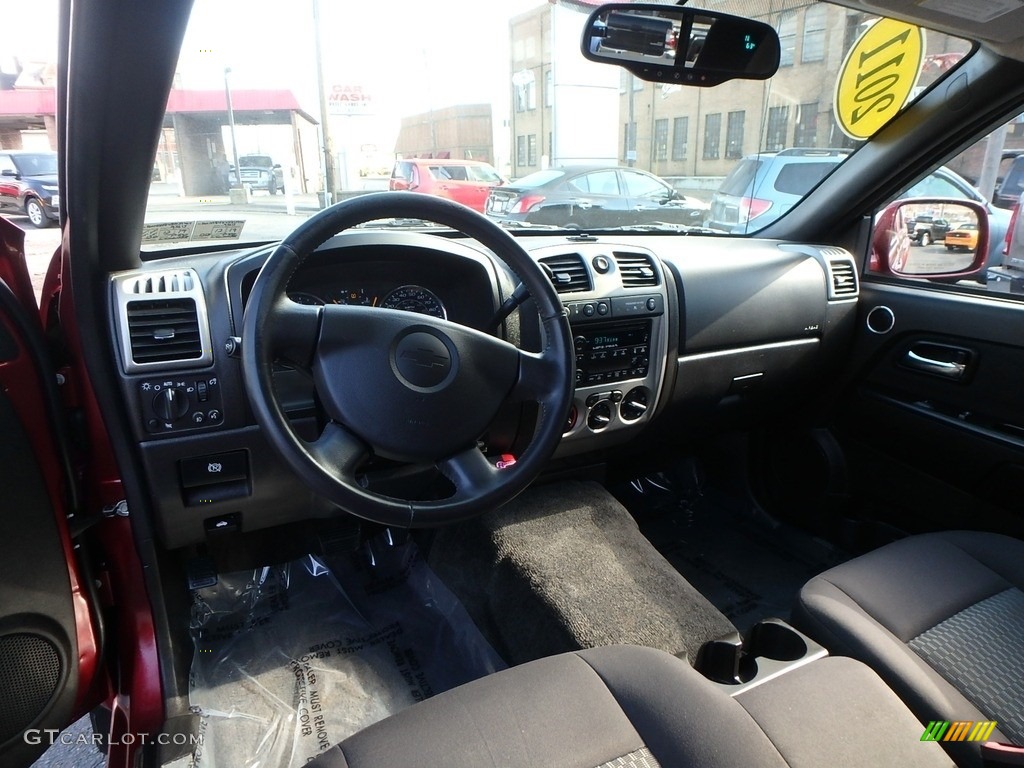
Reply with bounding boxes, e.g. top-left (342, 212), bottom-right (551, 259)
top-left (539, 253), bottom-right (591, 293)
top-left (113, 268), bottom-right (213, 372)
top-left (124, 271), bottom-right (195, 295)
top-left (126, 299), bottom-right (203, 364)
top-left (613, 252), bottom-right (659, 287)
top-left (827, 258), bottom-right (858, 299)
